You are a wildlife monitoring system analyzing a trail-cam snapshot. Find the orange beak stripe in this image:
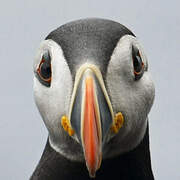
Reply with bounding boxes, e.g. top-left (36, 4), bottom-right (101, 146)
top-left (83, 76), bottom-right (102, 177)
